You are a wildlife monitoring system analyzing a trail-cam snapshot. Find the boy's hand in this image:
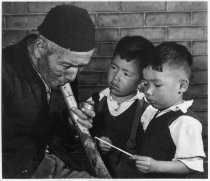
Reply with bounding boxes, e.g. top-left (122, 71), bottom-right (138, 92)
top-left (131, 155), bottom-right (158, 173)
top-left (98, 136), bottom-right (112, 153)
